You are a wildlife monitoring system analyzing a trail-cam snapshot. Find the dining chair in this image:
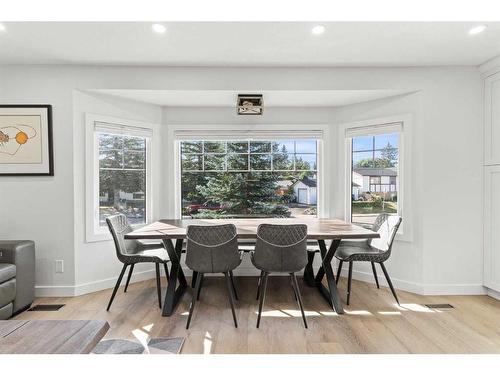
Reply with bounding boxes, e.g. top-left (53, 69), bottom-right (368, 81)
top-left (105, 214), bottom-right (170, 311)
top-left (252, 223), bottom-right (308, 328)
top-left (335, 214), bottom-right (402, 305)
top-left (185, 224), bottom-right (241, 329)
